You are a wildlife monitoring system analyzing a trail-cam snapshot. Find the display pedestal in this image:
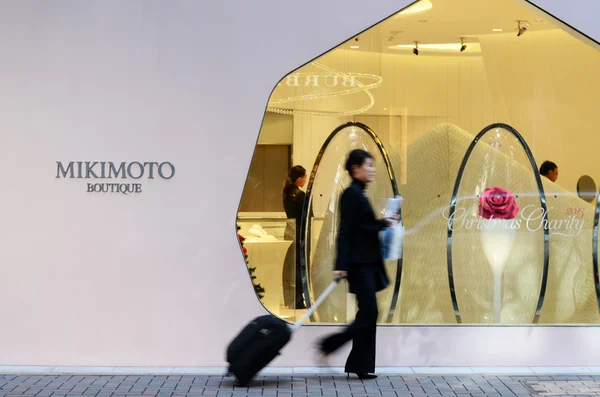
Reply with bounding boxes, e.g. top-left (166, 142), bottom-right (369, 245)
top-left (244, 240), bottom-right (292, 316)
top-left (480, 219), bottom-right (516, 323)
